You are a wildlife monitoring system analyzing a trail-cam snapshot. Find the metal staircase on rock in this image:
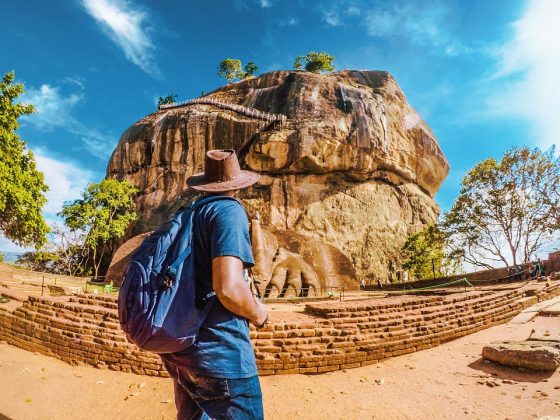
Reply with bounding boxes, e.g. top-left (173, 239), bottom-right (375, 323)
top-left (159, 97), bottom-right (288, 158)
